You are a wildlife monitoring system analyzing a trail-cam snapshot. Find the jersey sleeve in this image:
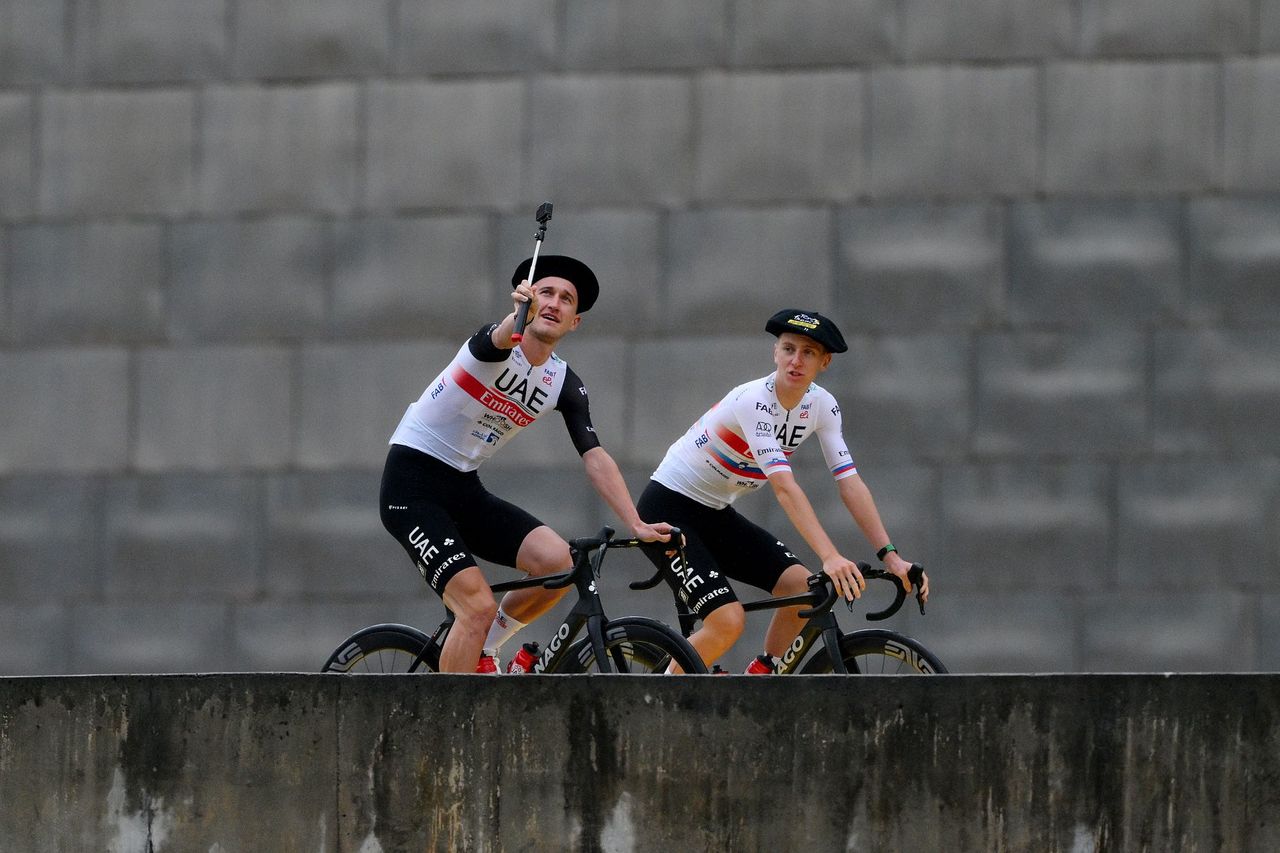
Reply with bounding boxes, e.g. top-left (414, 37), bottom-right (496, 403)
top-left (729, 389), bottom-right (792, 478)
top-left (556, 366), bottom-right (602, 456)
top-left (816, 393), bottom-right (857, 480)
top-left (466, 324), bottom-right (512, 363)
